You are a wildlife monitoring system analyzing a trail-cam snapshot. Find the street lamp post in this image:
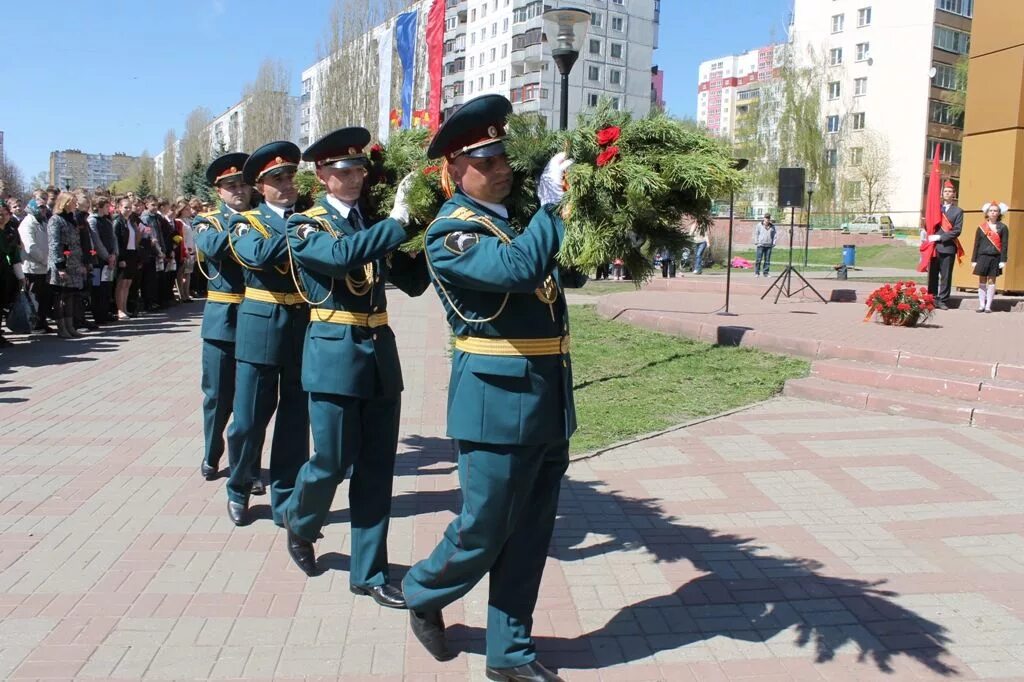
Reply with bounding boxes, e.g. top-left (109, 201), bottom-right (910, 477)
top-left (804, 180), bottom-right (817, 268)
top-left (719, 158), bottom-right (749, 317)
top-left (542, 8), bottom-right (591, 131)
